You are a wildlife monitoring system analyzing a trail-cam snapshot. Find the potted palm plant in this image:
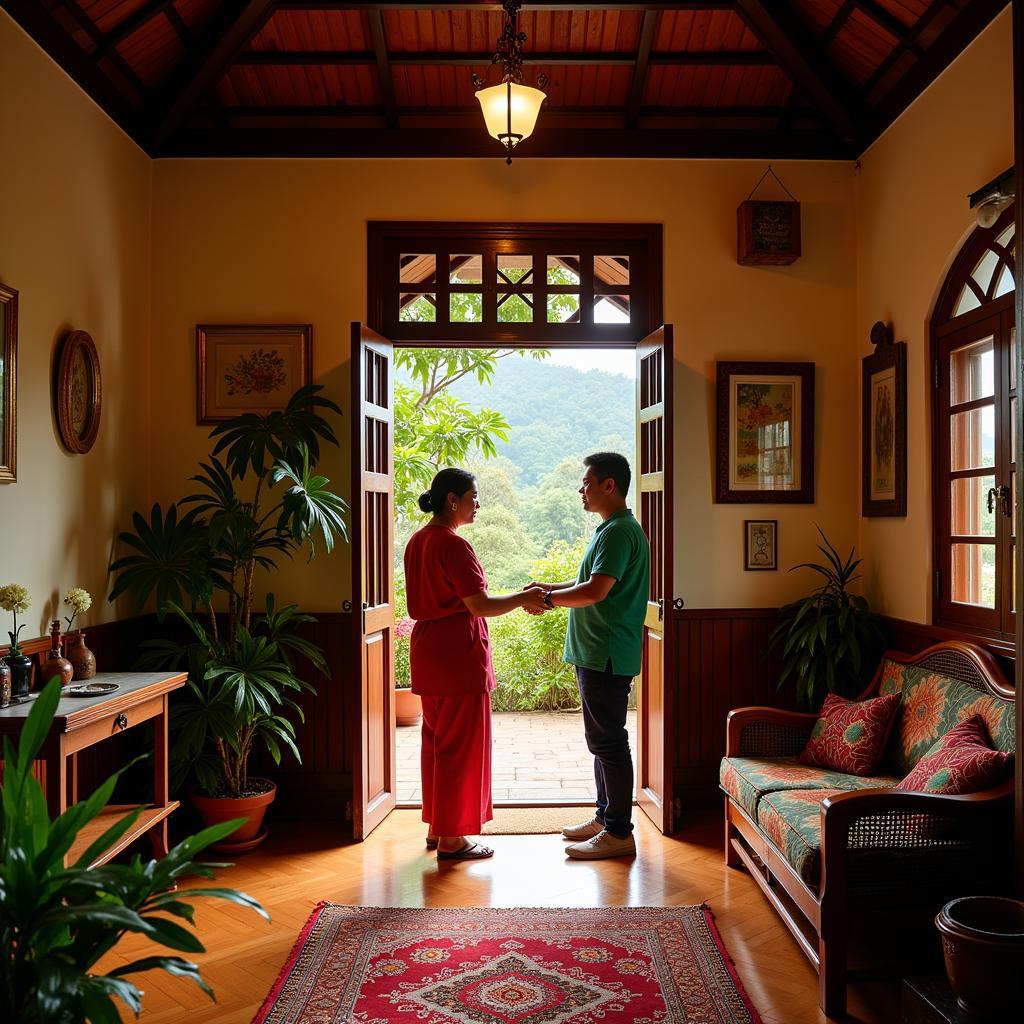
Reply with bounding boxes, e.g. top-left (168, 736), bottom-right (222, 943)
top-left (767, 528), bottom-right (887, 709)
top-left (108, 385), bottom-right (348, 851)
top-left (1, 677), bottom-right (268, 1023)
